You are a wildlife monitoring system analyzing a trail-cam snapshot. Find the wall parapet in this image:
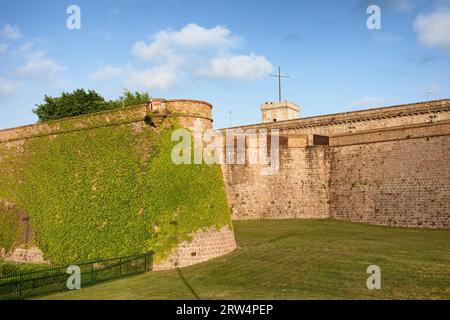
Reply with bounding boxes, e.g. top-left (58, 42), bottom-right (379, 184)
top-left (0, 104), bottom-right (150, 143)
top-left (0, 99), bottom-right (213, 143)
top-left (222, 99), bottom-right (450, 131)
top-left (330, 120), bottom-right (450, 147)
